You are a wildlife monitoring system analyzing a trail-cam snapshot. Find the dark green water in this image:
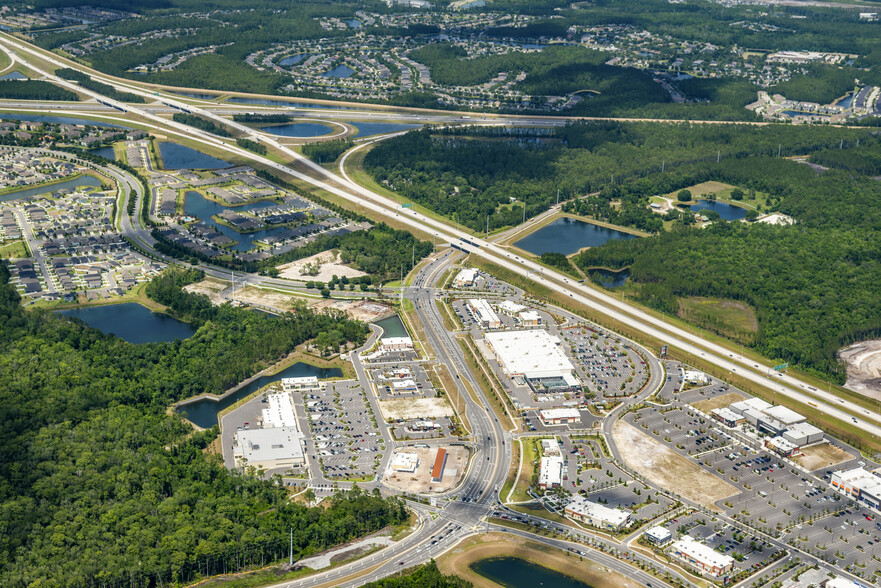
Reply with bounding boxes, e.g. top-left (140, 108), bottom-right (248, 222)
top-left (375, 314), bottom-right (407, 338)
top-left (0, 174), bottom-right (104, 202)
top-left (515, 217), bottom-right (636, 256)
top-left (470, 557), bottom-right (595, 588)
top-left (56, 303), bottom-right (197, 343)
